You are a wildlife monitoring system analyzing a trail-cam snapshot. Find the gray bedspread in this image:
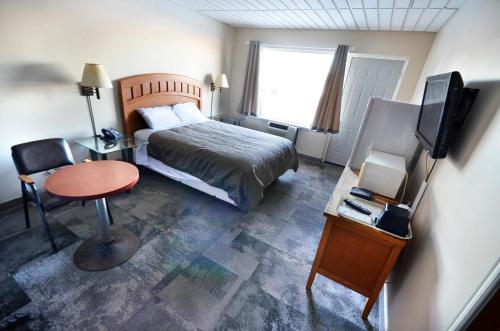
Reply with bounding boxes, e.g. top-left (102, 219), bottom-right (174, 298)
top-left (147, 120), bottom-right (299, 211)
